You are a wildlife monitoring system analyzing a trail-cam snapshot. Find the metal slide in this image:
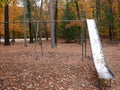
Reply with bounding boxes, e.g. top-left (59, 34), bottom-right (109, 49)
top-left (86, 19), bottom-right (114, 79)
